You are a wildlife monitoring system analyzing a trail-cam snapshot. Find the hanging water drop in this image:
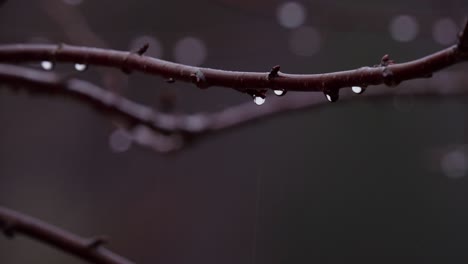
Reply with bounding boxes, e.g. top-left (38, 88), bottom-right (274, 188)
top-left (74, 63), bottom-right (88, 72)
top-left (40, 61), bottom-right (54, 71)
top-left (273, 89), bottom-right (287, 96)
top-left (351, 86), bottom-right (365, 94)
top-left (253, 95), bottom-right (266, 105)
top-left (324, 90), bottom-right (339, 102)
